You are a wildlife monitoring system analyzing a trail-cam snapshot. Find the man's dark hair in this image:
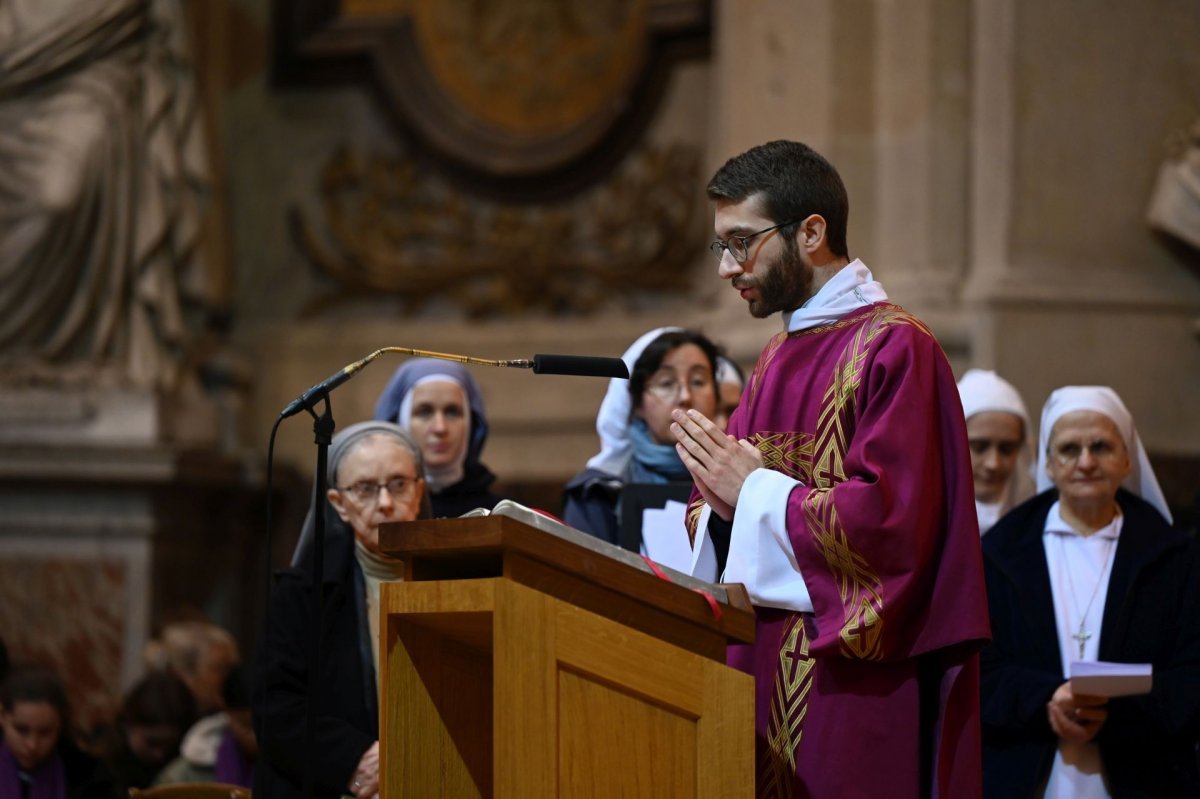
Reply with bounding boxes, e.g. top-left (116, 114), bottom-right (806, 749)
top-left (707, 140), bottom-right (850, 259)
top-left (122, 671), bottom-right (196, 729)
top-left (629, 330), bottom-right (720, 411)
top-left (0, 665), bottom-right (71, 728)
